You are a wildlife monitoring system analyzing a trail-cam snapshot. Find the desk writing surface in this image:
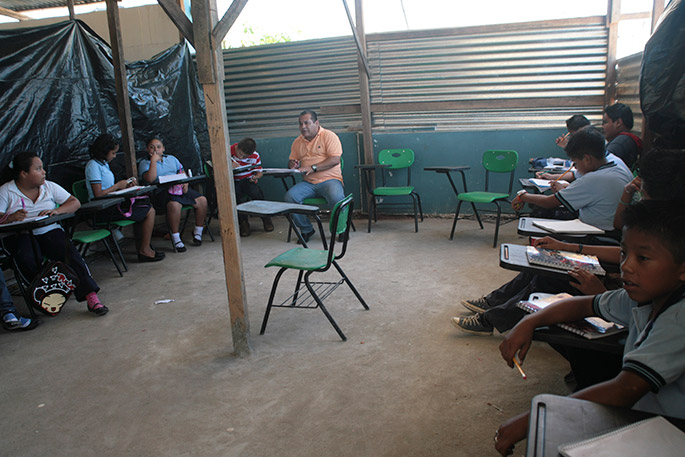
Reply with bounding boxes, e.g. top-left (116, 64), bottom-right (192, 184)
top-left (500, 243), bottom-right (572, 280)
top-left (518, 218), bottom-right (585, 238)
top-left (0, 212), bottom-right (74, 234)
top-left (423, 166), bottom-right (470, 172)
top-left (236, 200), bottom-right (320, 217)
top-left (78, 198), bottom-right (124, 213)
top-left (526, 394), bottom-right (685, 457)
top-left (93, 185), bottom-right (156, 200)
top-left (155, 175), bottom-right (206, 187)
